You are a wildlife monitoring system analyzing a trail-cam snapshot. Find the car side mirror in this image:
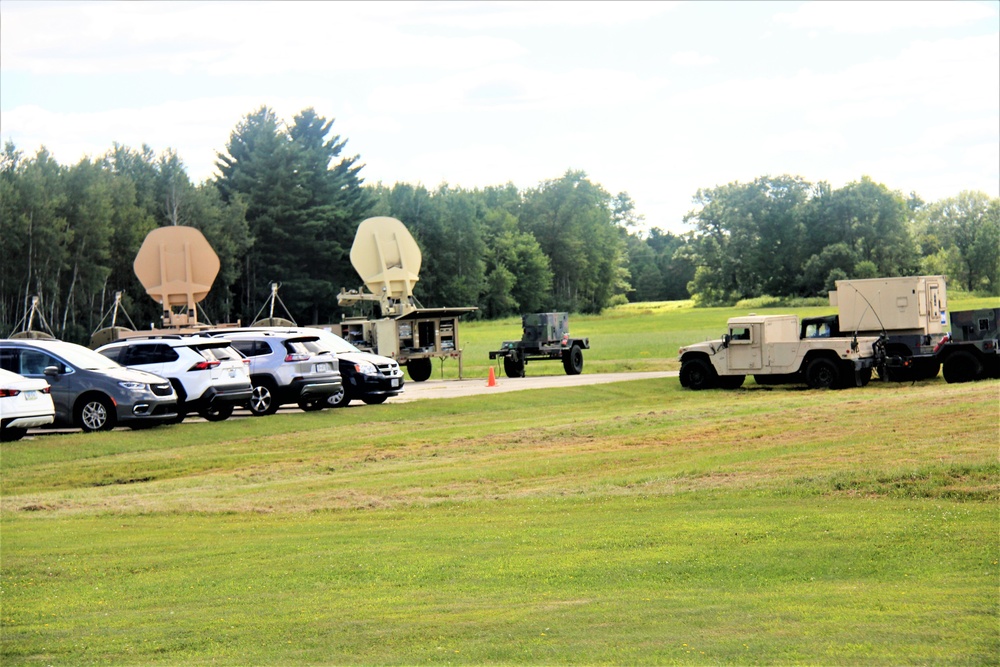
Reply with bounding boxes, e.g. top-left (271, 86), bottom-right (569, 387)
top-left (722, 334), bottom-right (731, 348)
top-left (44, 365), bottom-right (60, 376)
